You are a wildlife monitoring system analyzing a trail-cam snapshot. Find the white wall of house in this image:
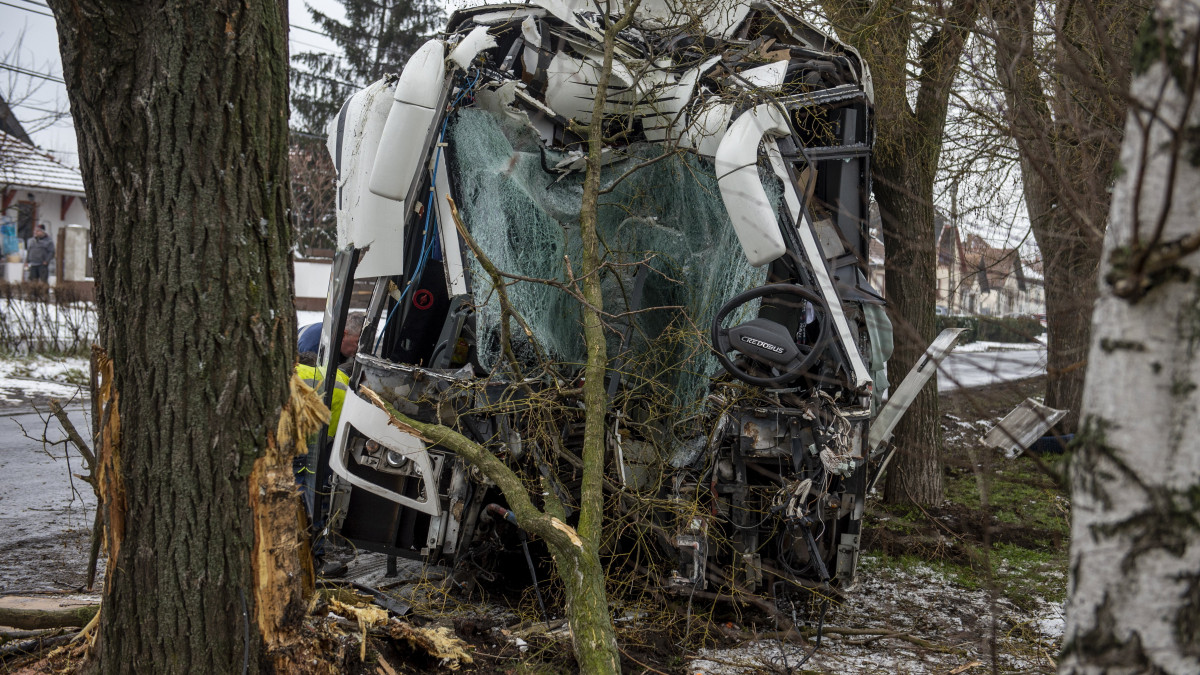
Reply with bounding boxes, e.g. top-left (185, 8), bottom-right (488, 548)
top-left (6, 187), bottom-right (89, 284)
top-left (968, 277), bottom-right (1045, 317)
top-left (936, 261), bottom-right (963, 314)
top-left (9, 188), bottom-right (88, 243)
